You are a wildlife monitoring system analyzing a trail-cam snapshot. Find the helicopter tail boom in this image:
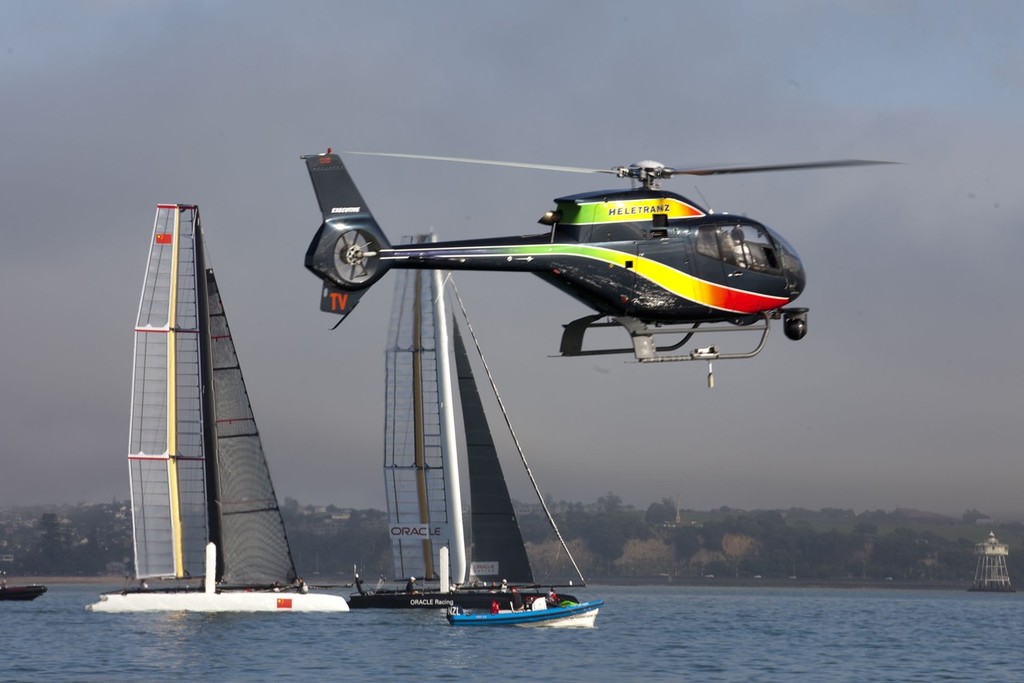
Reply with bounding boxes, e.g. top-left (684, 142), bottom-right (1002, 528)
top-left (303, 151), bottom-right (393, 320)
